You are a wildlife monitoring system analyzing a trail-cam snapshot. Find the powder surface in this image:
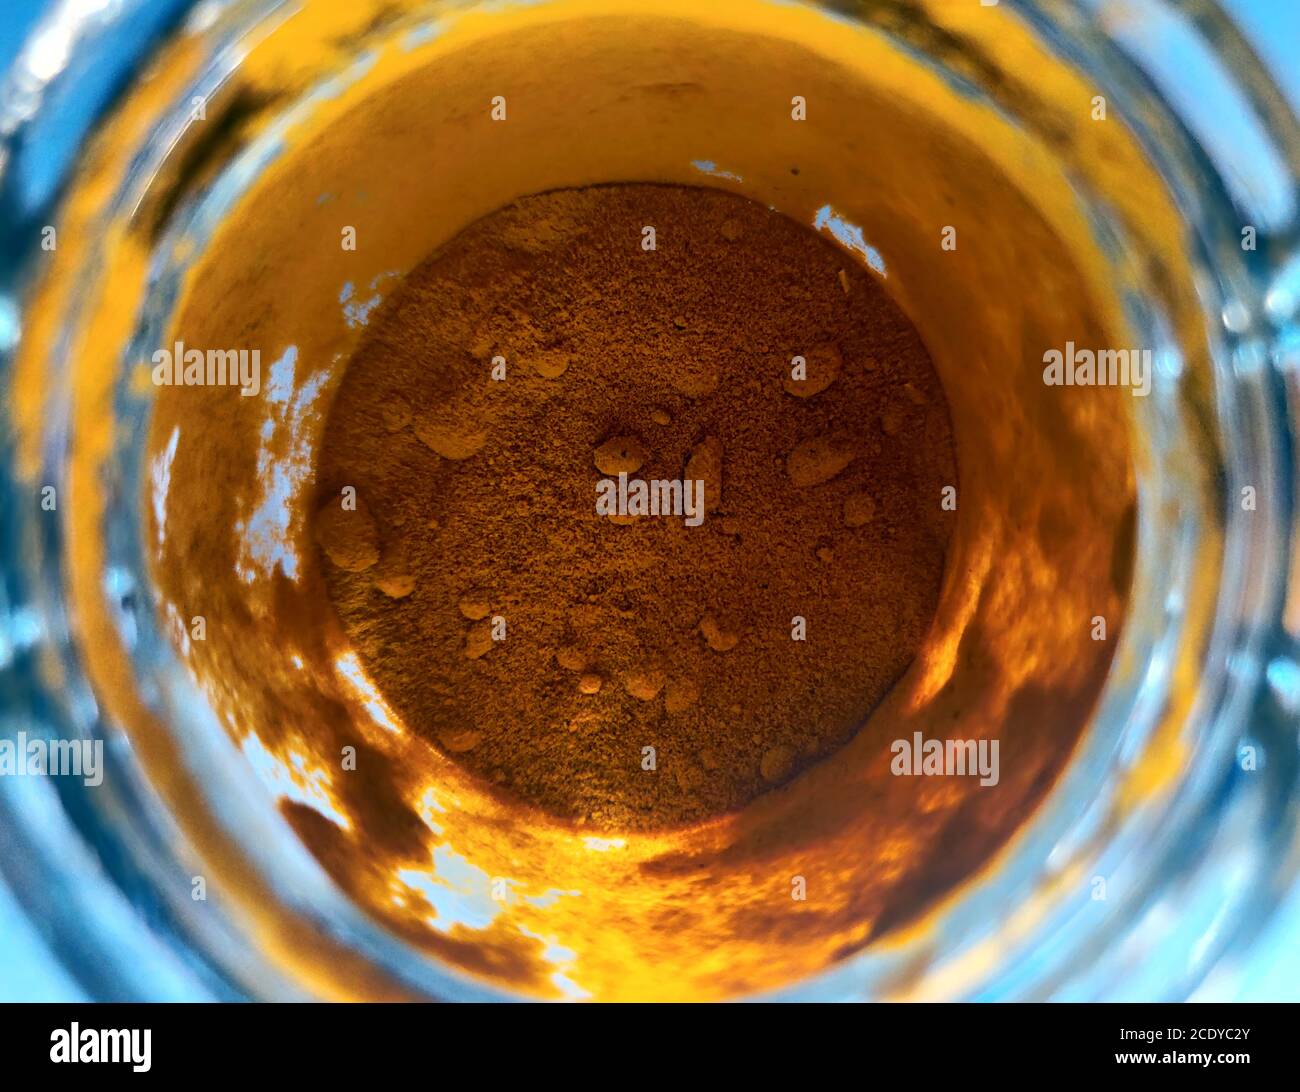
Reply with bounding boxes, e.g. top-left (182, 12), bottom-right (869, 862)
top-left (313, 183), bottom-right (956, 830)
